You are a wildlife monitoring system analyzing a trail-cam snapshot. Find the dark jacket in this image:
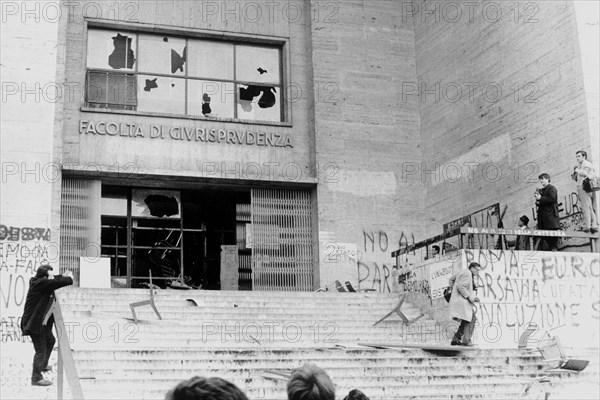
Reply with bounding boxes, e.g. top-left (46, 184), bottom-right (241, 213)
top-left (536, 184), bottom-right (560, 230)
top-left (515, 228), bottom-right (531, 250)
top-left (20, 275), bottom-right (73, 336)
